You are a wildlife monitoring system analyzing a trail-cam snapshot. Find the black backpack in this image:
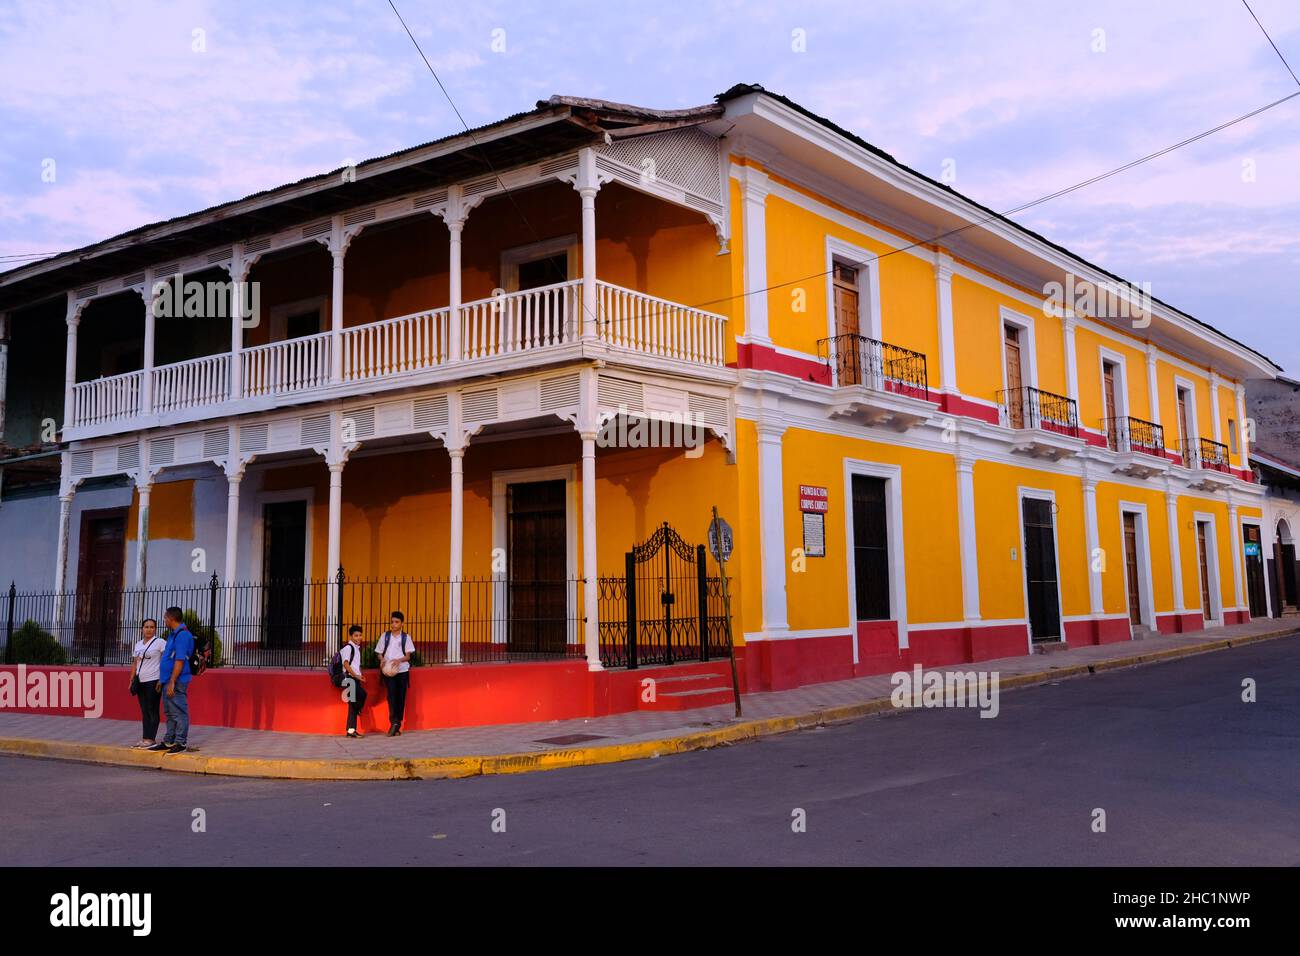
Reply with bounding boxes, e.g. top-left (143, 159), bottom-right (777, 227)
top-left (328, 648), bottom-right (345, 687)
top-left (180, 626), bottom-right (210, 677)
